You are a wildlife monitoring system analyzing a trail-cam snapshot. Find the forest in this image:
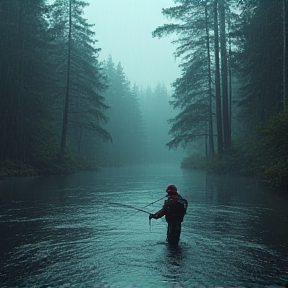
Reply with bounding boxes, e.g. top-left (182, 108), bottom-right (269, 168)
top-left (0, 0), bottom-right (287, 189)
